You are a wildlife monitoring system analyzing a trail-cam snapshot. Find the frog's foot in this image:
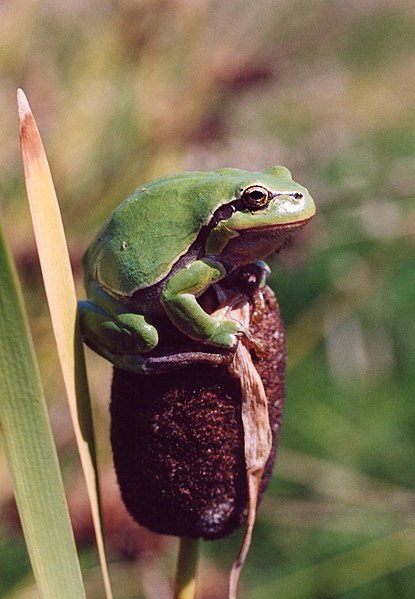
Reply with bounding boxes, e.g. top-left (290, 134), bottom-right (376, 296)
top-left (237, 260), bottom-right (271, 290)
top-left (78, 300), bottom-right (158, 357)
top-left (256, 260), bottom-right (271, 287)
top-left (206, 318), bottom-right (240, 349)
top-left (211, 288), bottom-right (266, 356)
top-left (216, 313), bottom-right (265, 356)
